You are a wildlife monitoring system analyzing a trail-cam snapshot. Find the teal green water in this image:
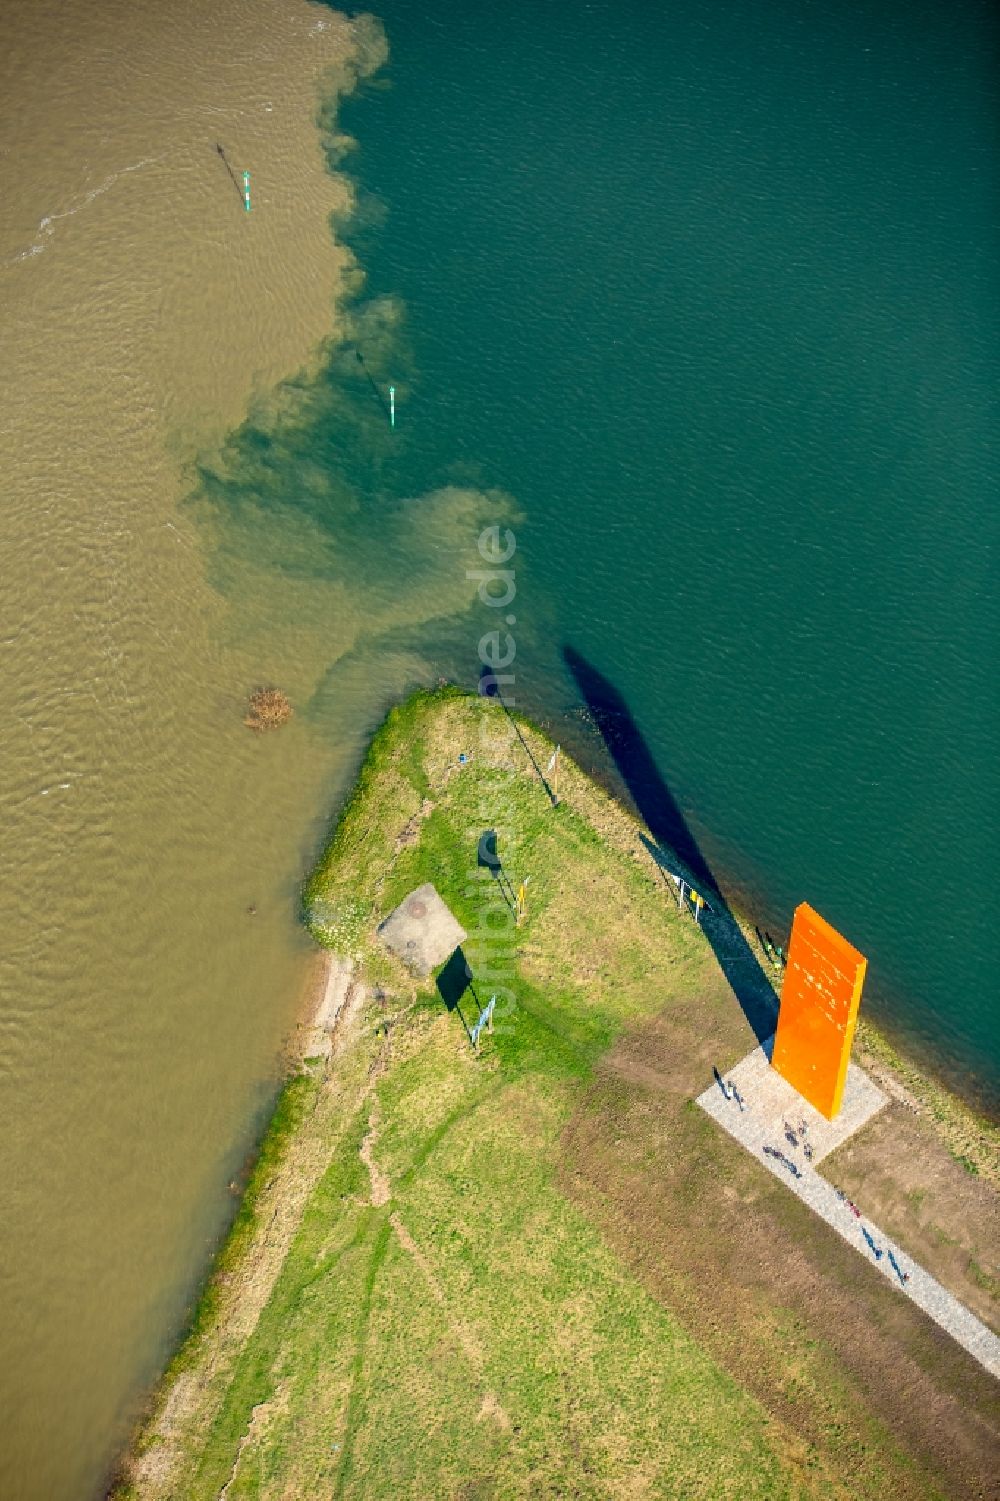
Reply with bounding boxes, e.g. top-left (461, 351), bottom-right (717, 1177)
top-left (204, 0), bottom-right (999, 1106)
